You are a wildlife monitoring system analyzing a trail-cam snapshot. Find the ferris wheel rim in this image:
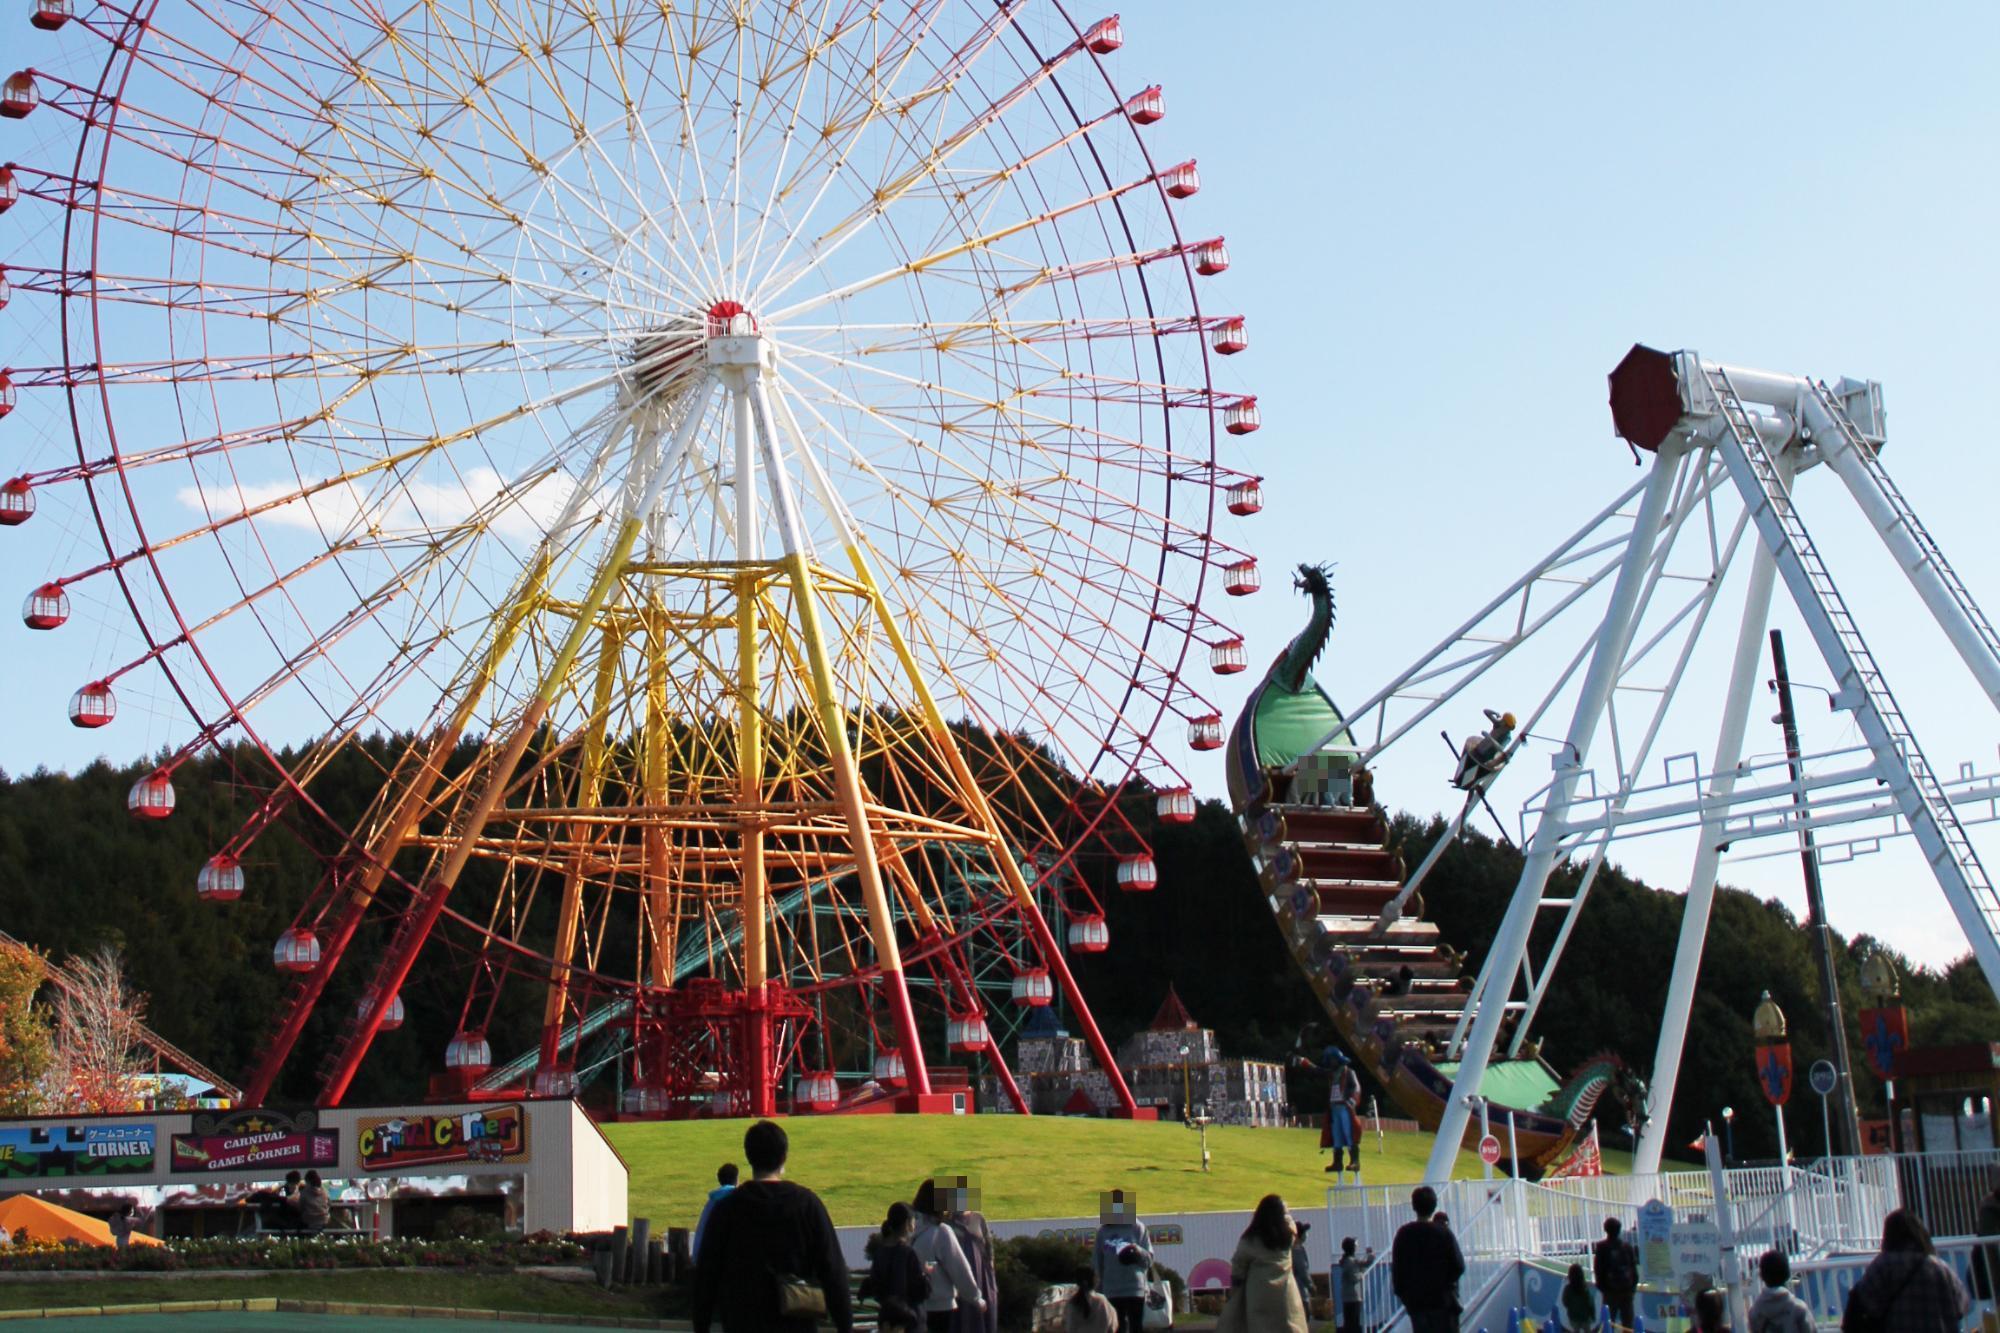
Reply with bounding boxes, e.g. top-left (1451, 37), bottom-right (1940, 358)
top-left (35, 0), bottom-right (1232, 831)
